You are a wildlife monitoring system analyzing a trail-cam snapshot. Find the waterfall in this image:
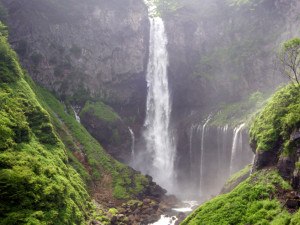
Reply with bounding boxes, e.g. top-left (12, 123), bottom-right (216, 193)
top-left (189, 124), bottom-right (195, 167)
top-left (128, 127), bottom-right (135, 157)
top-left (142, 17), bottom-right (175, 191)
top-left (230, 123), bottom-right (245, 175)
top-left (72, 106), bottom-right (81, 123)
top-left (199, 116), bottom-right (211, 197)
